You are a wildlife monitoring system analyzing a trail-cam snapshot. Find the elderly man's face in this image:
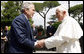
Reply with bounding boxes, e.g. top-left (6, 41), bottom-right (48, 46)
top-left (55, 9), bottom-right (64, 19)
top-left (26, 5), bottom-right (35, 18)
